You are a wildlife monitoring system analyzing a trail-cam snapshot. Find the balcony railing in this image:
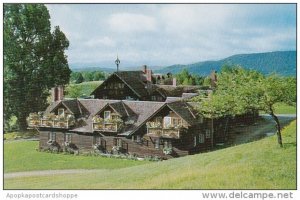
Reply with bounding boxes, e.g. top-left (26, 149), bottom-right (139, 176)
top-left (147, 127), bottom-right (182, 139)
top-left (93, 122), bottom-right (118, 132)
top-left (92, 115), bottom-right (123, 132)
top-left (27, 112), bottom-right (75, 129)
